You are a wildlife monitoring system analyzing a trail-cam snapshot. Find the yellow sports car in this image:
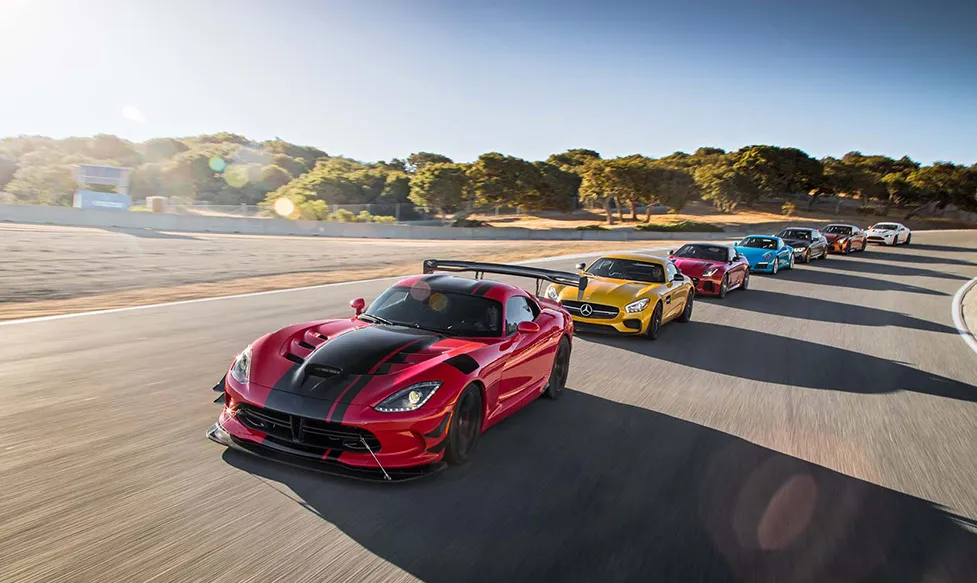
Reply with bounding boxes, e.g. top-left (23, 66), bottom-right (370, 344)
top-left (544, 252), bottom-right (695, 340)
